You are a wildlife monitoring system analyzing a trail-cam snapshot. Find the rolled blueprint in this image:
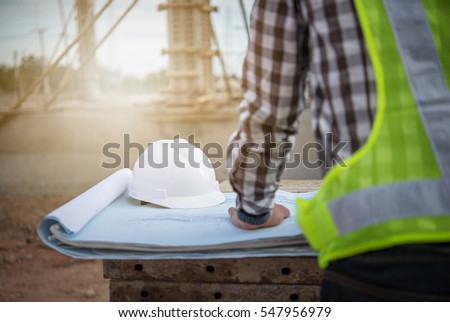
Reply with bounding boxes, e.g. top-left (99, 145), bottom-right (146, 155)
top-left (38, 168), bottom-right (132, 235)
